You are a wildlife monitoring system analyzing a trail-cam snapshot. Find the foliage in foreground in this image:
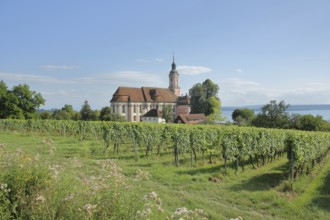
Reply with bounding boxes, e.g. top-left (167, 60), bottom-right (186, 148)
top-left (0, 147), bottom-right (143, 219)
top-left (0, 132), bottom-right (329, 219)
top-left (0, 143), bottom-right (209, 220)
